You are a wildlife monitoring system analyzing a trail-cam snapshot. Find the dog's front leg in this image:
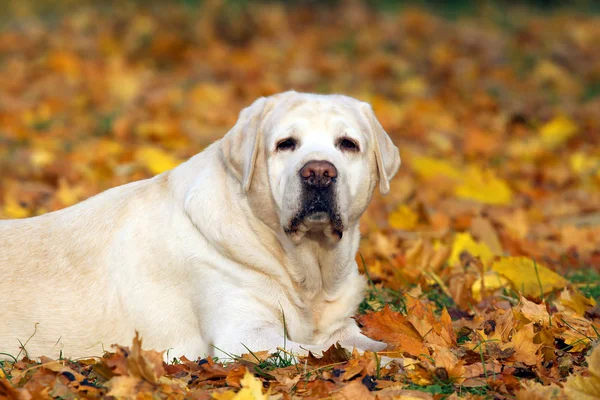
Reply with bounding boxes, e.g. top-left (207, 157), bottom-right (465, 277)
top-left (212, 325), bottom-right (330, 359)
top-left (332, 322), bottom-right (387, 352)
